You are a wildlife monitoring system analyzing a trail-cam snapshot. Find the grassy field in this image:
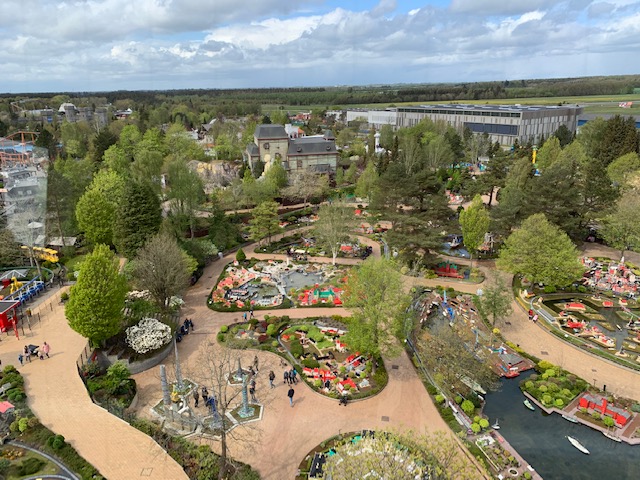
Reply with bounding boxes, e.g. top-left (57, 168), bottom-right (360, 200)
top-left (262, 94), bottom-right (640, 115)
